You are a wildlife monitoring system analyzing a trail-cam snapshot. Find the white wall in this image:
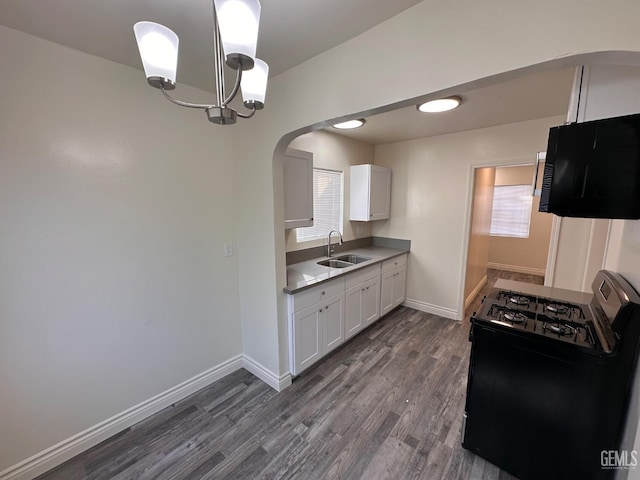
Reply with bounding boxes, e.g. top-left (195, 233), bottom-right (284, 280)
top-left (371, 116), bottom-right (563, 318)
top-left (464, 168), bottom-right (495, 305)
top-left (0, 27), bottom-right (241, 473)
top-left (285, 130), bottom-right (375, 252)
